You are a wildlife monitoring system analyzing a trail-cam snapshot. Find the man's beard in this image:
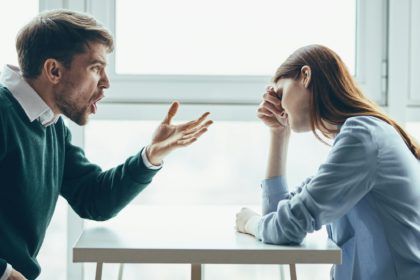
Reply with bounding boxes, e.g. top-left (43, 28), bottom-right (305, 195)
top-left (55, 90), bottom-right (89, 126)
